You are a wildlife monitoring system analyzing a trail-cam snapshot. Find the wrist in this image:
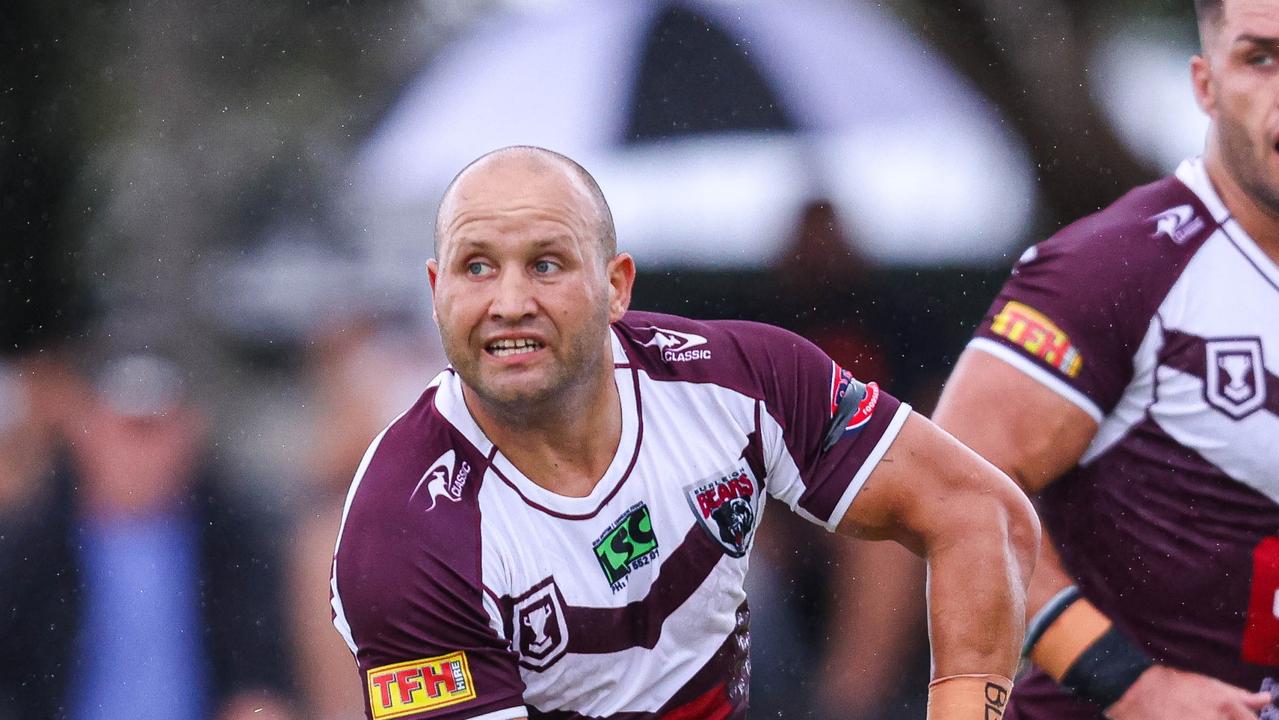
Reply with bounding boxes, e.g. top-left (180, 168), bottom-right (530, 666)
top-left (1023, 586), bottom-right (1154, 709)
top-left (926, 673), bottom-right (1013, 719)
